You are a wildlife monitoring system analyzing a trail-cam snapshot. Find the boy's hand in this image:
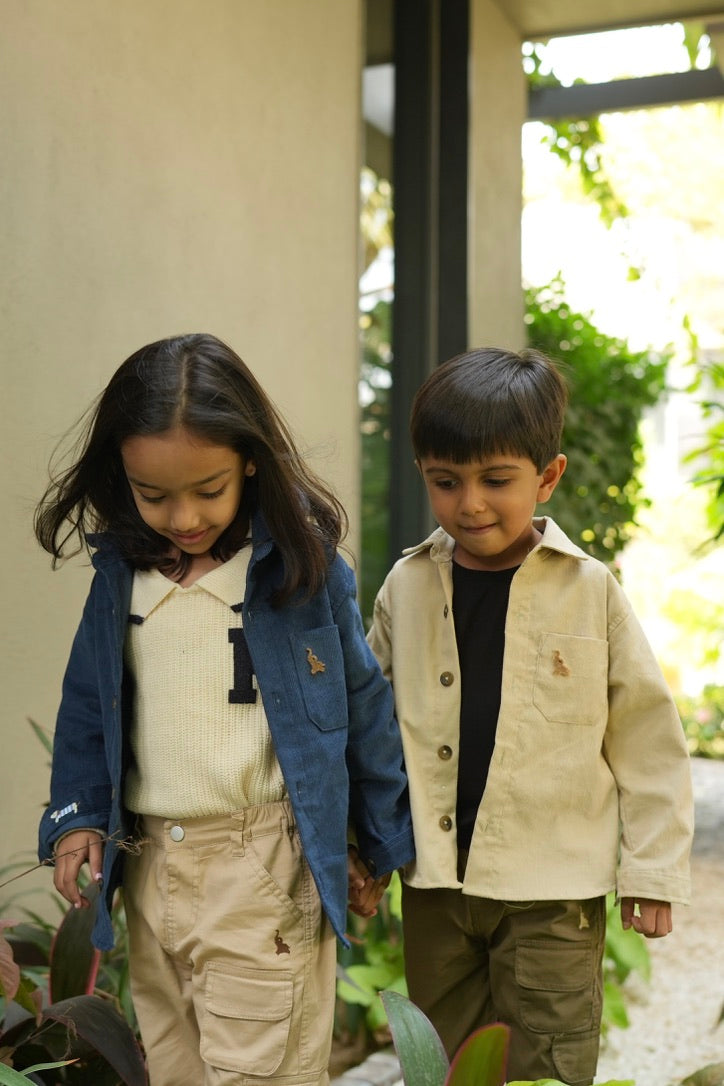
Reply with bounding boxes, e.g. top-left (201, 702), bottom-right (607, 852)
top-left (347, 847), bottom-right (391, 918)
top-left (53, 830), bottom-right (104, 909)
top-left (620, 897), bottom-right (672, 938)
